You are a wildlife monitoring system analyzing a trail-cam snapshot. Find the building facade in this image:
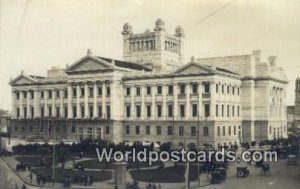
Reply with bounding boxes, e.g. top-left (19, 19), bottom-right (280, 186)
top-left (9, 19), bottom-right (287, 148)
